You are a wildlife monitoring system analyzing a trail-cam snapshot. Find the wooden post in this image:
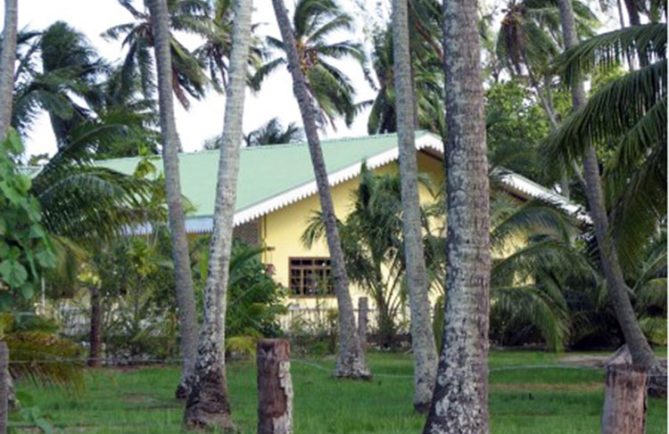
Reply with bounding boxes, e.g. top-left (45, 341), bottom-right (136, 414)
top-left (357, 297), bottom-right (368, 349)
top-left (601, 346), bottom-right (647, 434)
top-left (257, 339), bottom-right (292, 434)
top-left (0, 341), bottom-right (8, 434)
